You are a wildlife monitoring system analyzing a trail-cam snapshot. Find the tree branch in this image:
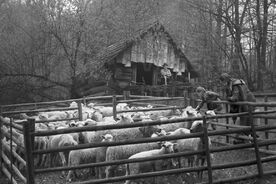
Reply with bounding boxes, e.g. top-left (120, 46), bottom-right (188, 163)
top-left (2, 73), bottom-right (69, 88)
